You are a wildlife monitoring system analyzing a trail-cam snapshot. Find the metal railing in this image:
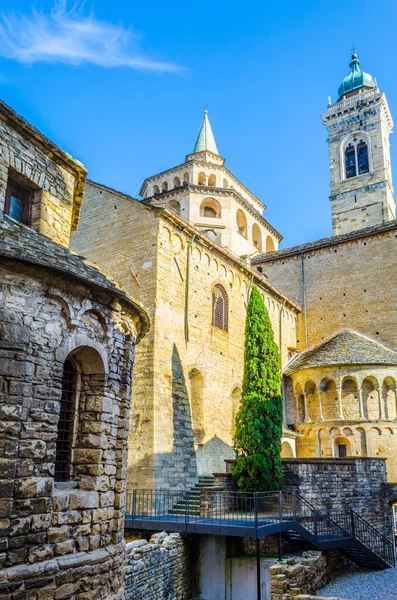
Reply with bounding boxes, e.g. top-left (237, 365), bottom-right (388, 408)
top-left (125, 489), bottom-right (395, 567)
